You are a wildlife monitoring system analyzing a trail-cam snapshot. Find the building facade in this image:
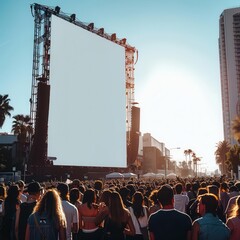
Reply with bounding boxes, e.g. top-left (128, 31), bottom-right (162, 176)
top-left (219, 7), bottom-right (240, 145)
